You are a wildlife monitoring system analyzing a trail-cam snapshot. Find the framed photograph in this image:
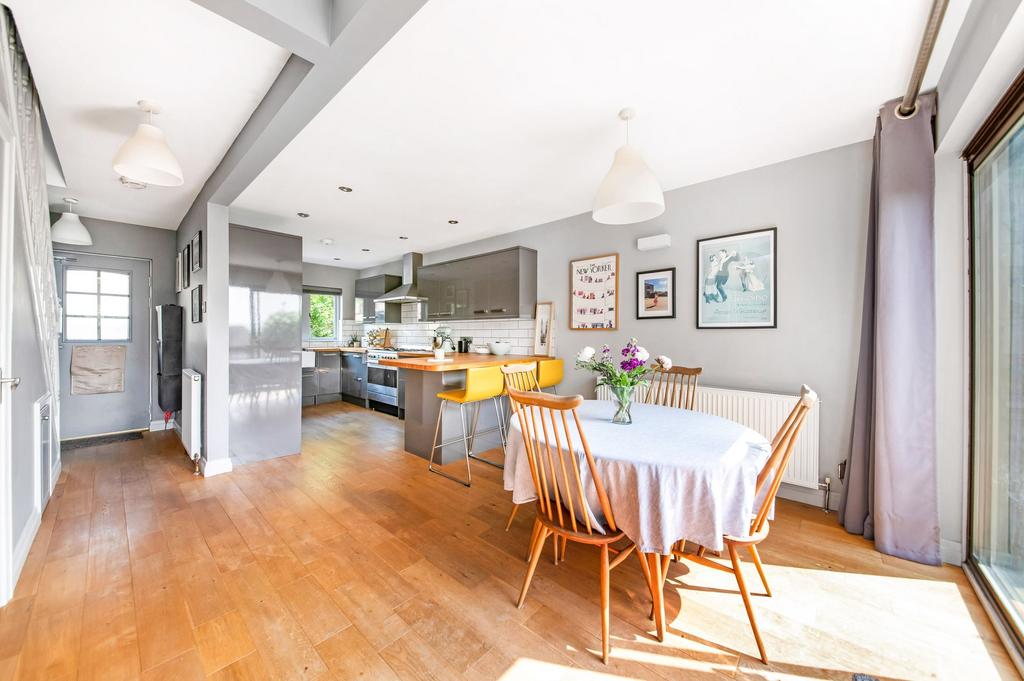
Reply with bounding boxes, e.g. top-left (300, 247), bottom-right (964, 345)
top-left (569, 253), bottom-right (618, 330)
top-left (181, 245), bottom-right (191, 289)
top-left (175, 252), bottom-right (182, 293)
top-left (190, 231), bottom-right (202, 272)
top-left (191, 285), bottom-right (202, 323)
top-left (533, 302), bottom-right (554, 356)
top-left (697, 227), bottom-right (776, 329)
top-left (636, 267), bottom-right (675, 319)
